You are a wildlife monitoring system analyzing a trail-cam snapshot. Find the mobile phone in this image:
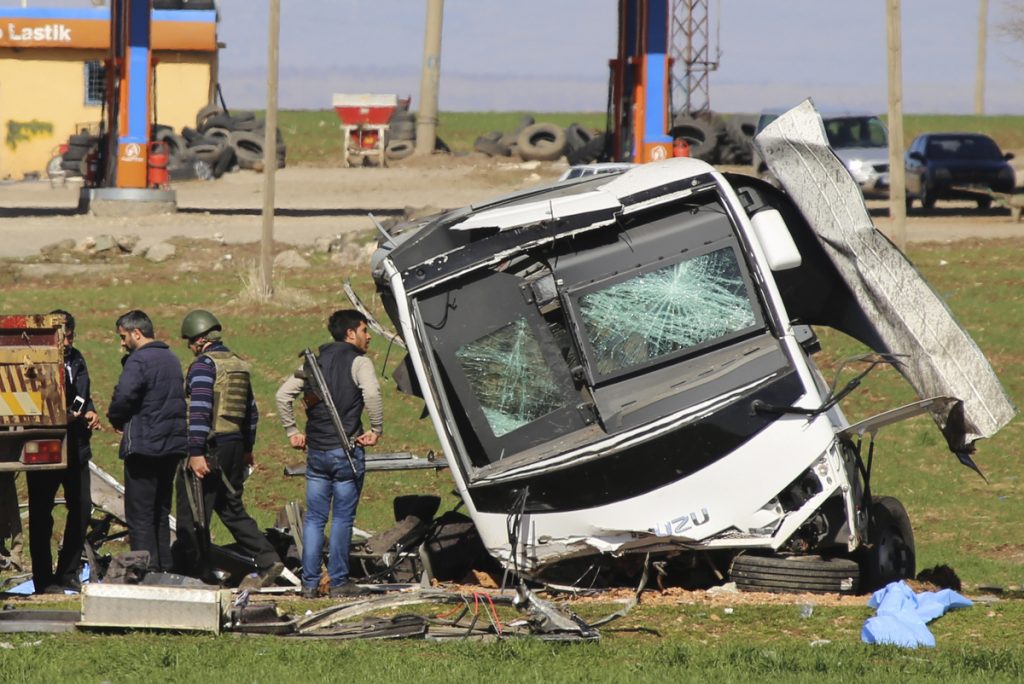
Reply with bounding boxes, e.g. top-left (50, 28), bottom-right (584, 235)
top-left (70, 396), bottom-right (86, 414)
